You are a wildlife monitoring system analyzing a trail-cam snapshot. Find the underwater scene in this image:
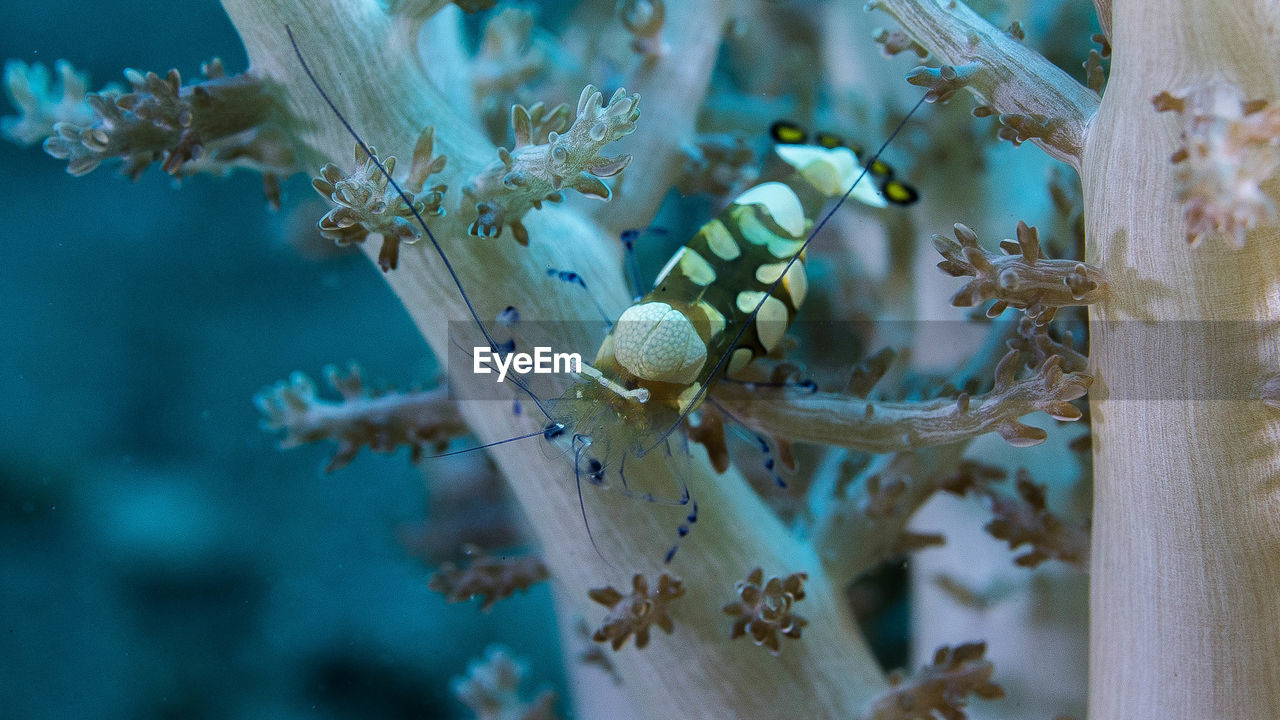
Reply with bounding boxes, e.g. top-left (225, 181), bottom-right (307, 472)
top-left (4, 0), bottom-right (1277, 718)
